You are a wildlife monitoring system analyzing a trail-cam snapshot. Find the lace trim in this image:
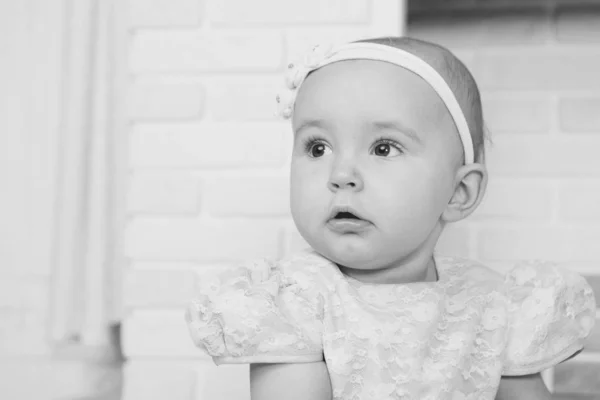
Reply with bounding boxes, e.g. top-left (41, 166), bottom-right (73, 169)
top-left (502, 341), bottom-right (584, 376)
